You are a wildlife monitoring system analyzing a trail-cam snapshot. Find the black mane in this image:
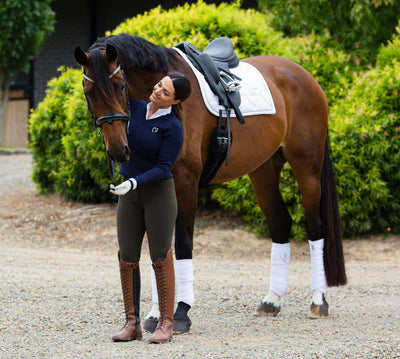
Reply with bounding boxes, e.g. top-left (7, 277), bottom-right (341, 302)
top-left (88, 33), bottom-right (170, 73)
